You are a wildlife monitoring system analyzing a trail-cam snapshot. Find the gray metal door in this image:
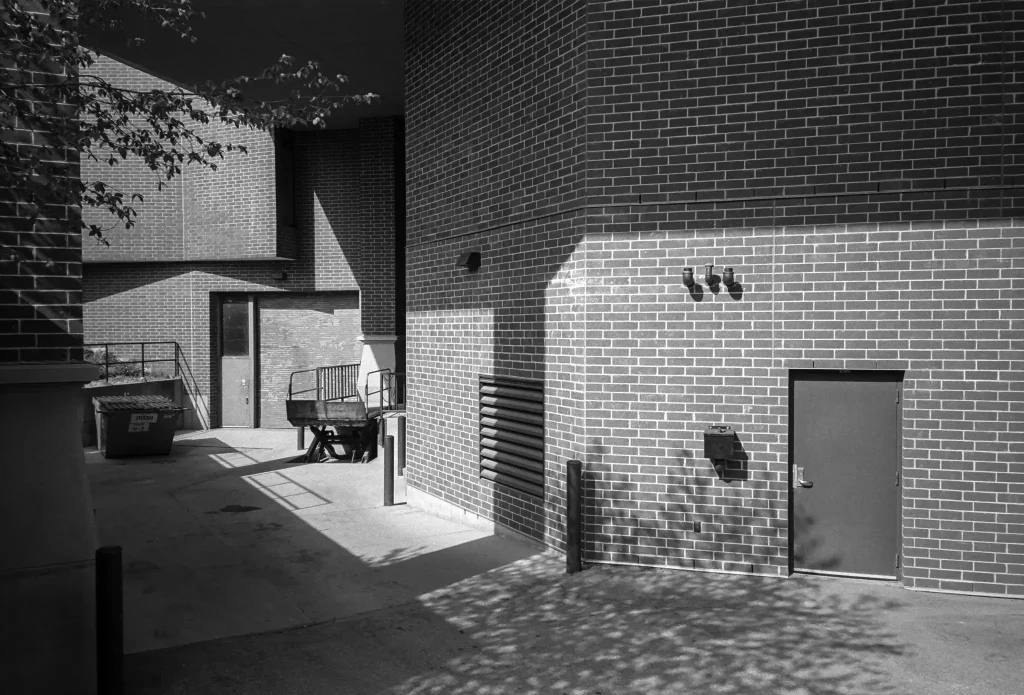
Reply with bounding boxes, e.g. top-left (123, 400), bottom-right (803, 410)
top-left (792, 371), bottom-right (901, 578)
top-left (220, 296), bottom-right (253, 427)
